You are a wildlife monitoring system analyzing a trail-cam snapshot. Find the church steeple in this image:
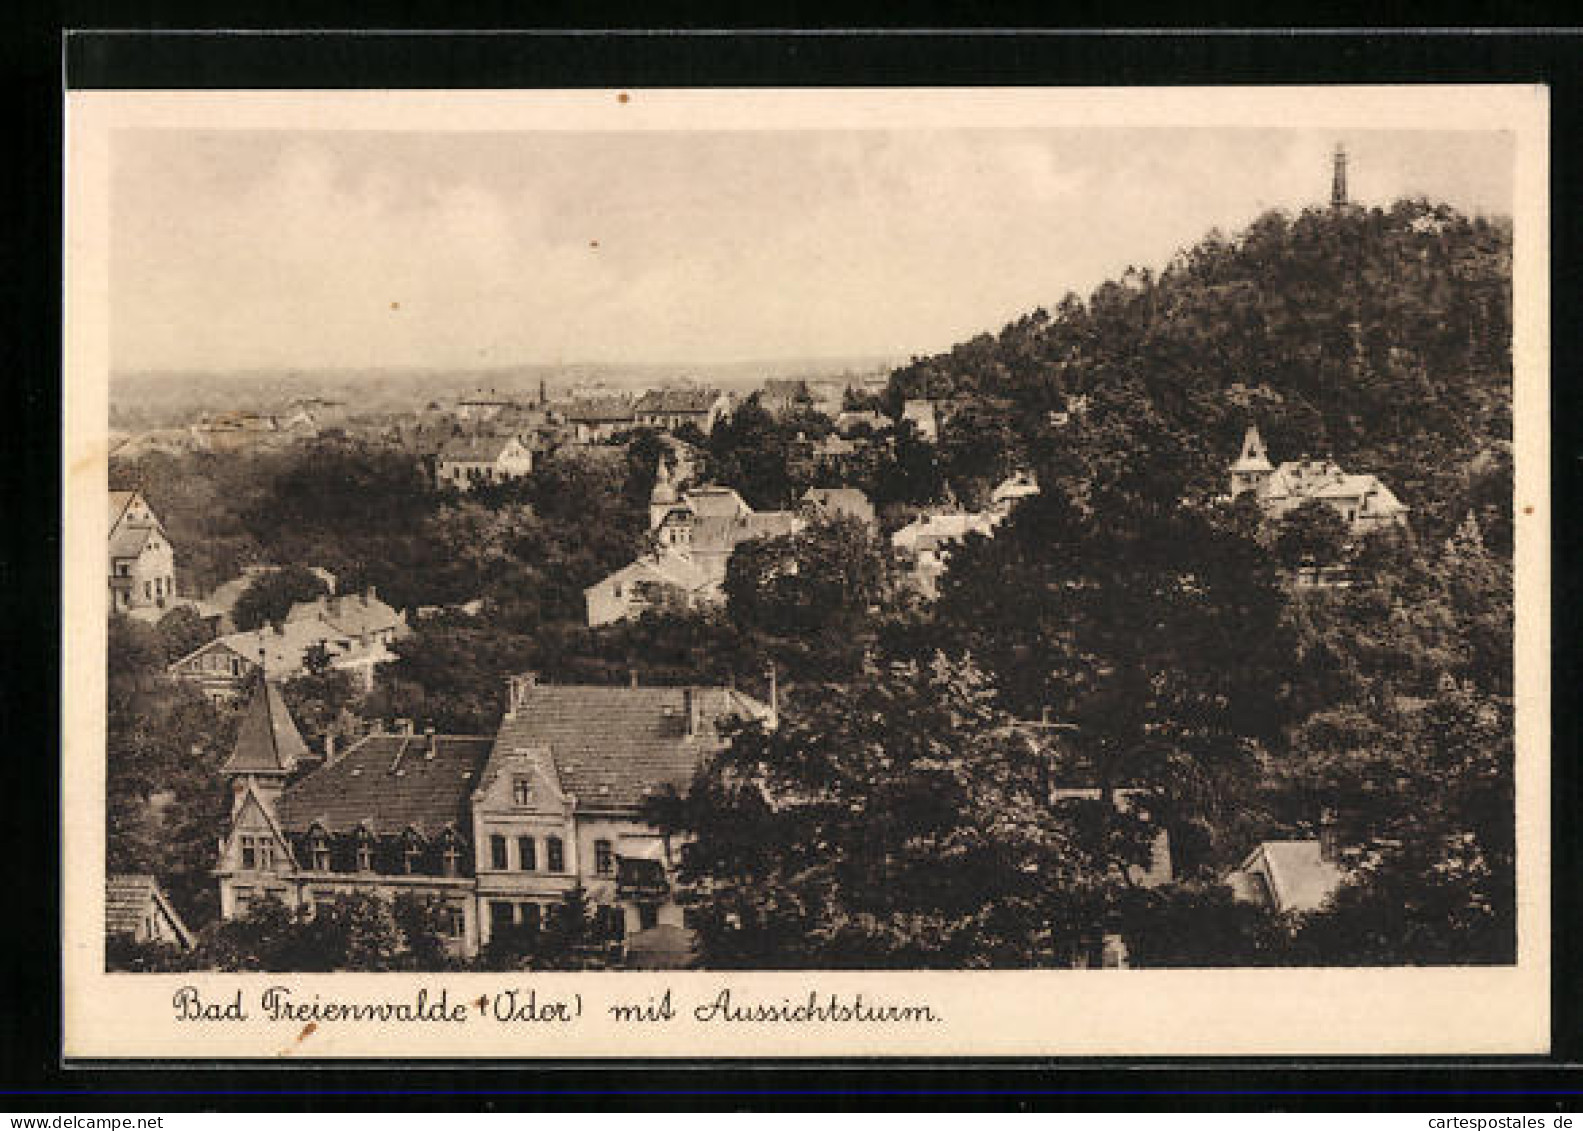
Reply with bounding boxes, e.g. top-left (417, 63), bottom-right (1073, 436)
top-left (1331, 143), bottom-right (1349, 209)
